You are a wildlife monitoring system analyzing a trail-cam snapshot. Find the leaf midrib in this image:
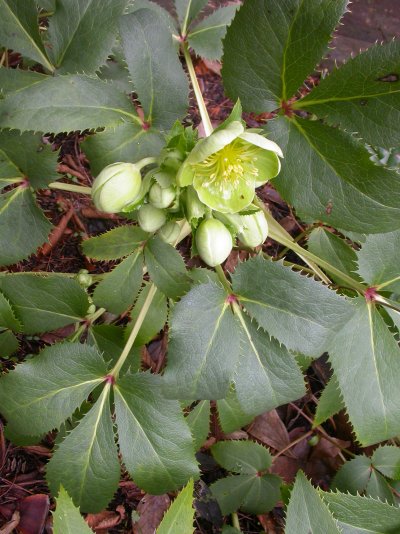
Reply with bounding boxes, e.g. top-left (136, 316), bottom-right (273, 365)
top-left (295, 88), bottom-right (400, 108)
